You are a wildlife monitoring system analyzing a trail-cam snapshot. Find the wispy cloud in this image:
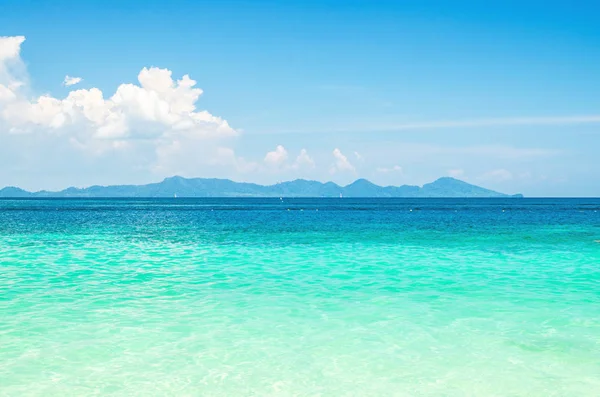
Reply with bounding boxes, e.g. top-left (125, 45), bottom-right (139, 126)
top-left (270, 115), bottom-right (600, 135)
top-left (363, 143), bottom-right (560, 161)
top-left (370, 116), bottom-right (600, 131)
top-left (450, 145), bottom-right (560, 159)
